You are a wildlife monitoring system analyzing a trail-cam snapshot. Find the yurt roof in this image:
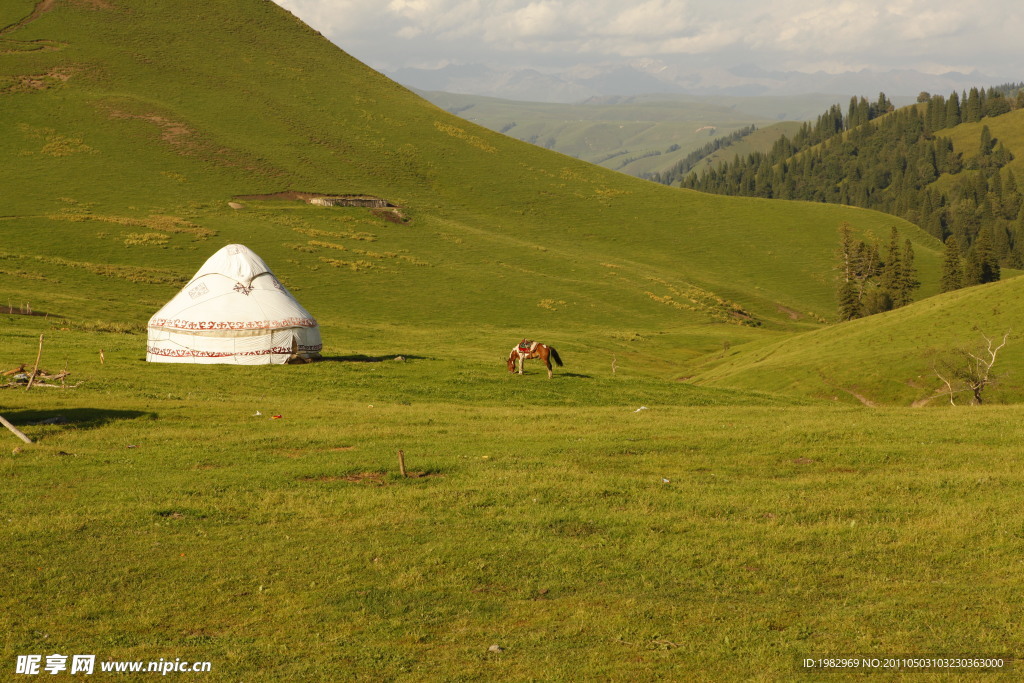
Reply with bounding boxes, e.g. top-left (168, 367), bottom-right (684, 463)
top-left (148, 244), bottom-right (317, 332)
